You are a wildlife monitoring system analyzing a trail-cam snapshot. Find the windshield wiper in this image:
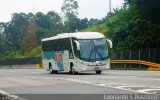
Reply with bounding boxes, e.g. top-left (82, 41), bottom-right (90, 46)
top-left (94, 44), bottom-right (106, 60)
top-left (88, 41), bottom-right (95, 61)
